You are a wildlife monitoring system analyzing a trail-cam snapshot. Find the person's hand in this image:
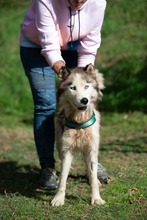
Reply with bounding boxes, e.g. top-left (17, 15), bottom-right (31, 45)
top-left (52, 61), bottom-right (65, 74)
